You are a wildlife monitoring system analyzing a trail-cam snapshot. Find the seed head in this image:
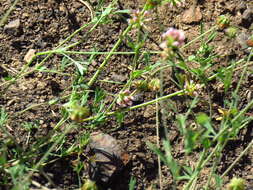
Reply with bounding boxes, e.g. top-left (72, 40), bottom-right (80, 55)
top-left (116, 90), bottom-right (135, 107)
top-left (227, 177), bottom-right (245, 190)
